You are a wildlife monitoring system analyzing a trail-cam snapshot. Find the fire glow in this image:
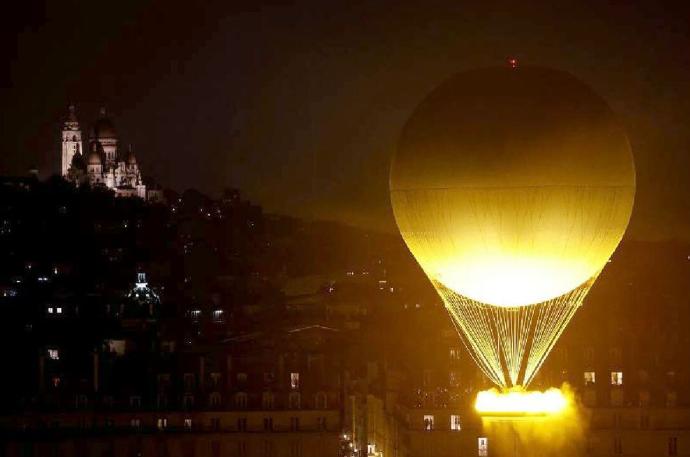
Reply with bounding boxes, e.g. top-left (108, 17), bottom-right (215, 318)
top-left (475, 387), bottom-right (569, 417)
